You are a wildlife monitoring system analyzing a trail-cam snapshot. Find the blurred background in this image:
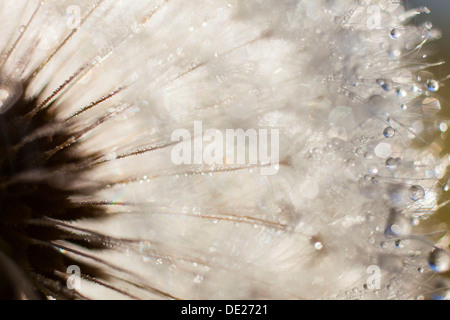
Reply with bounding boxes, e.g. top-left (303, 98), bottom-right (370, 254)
top-left (405, 0), bottom-right (450, 231)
